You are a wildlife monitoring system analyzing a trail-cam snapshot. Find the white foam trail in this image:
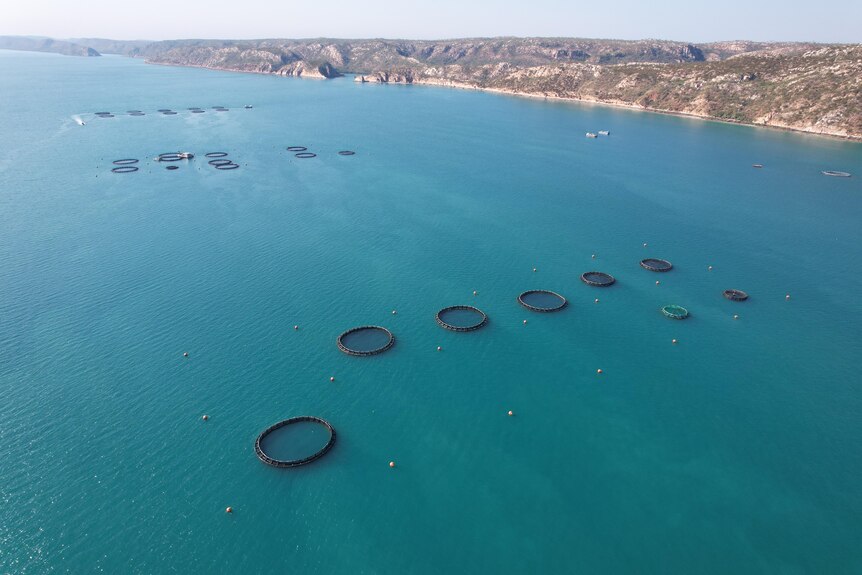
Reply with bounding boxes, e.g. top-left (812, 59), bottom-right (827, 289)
top-left (72, 115), bottom-right (85, 126)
